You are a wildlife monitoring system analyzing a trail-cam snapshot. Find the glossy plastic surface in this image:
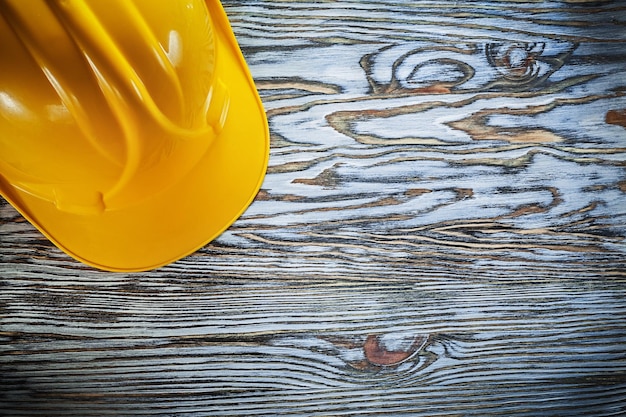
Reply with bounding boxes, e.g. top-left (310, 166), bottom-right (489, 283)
top-left (0, 0), bottom-right (269, 271)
